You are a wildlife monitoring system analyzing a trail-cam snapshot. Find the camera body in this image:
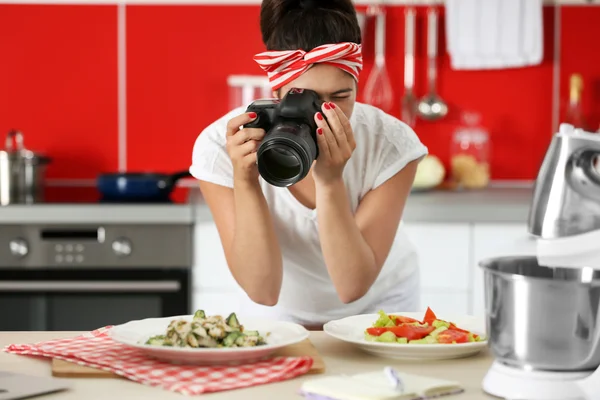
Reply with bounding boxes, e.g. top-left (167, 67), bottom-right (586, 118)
top-left (244, 88), bottom-right (324, 187)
